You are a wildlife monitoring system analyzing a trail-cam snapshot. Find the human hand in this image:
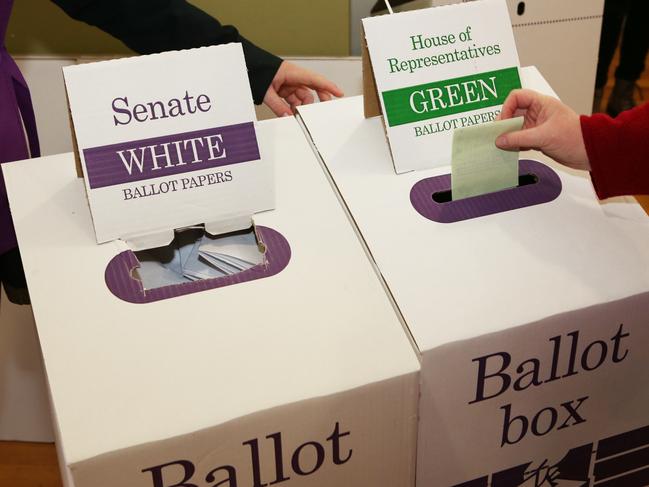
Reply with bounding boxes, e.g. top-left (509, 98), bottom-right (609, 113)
top-left (496, 89), bottom-right (590, 171)
top-left (263, 61), bottom-right (344, 117)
